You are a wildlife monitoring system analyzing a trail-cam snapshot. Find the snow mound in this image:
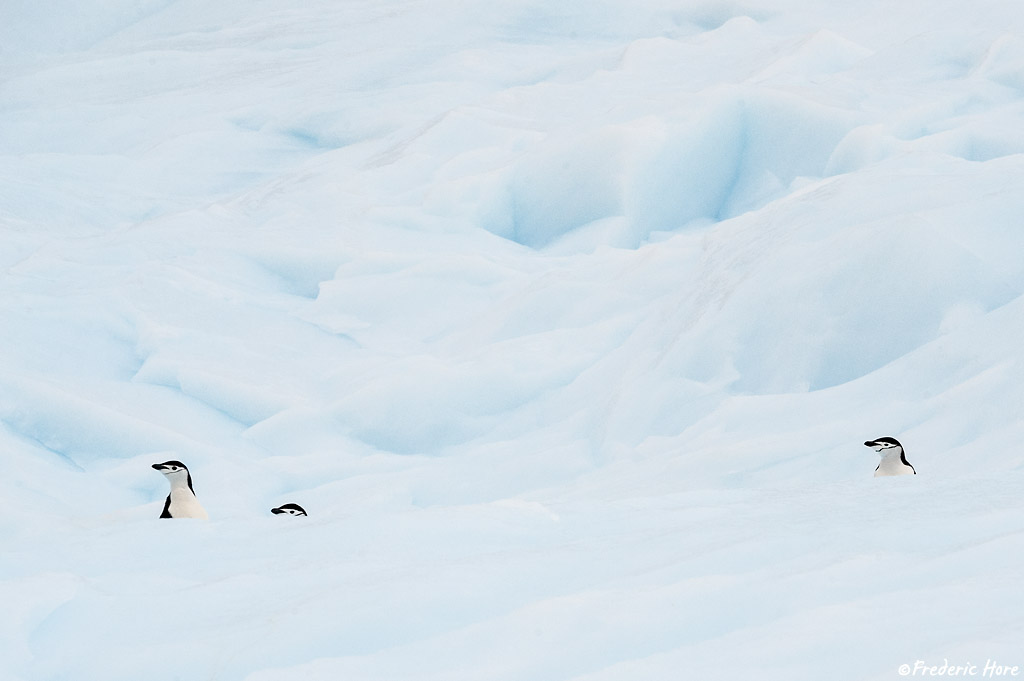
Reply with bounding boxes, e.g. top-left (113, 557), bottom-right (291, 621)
top-left (4, 1), bottom-right (1024, 680)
